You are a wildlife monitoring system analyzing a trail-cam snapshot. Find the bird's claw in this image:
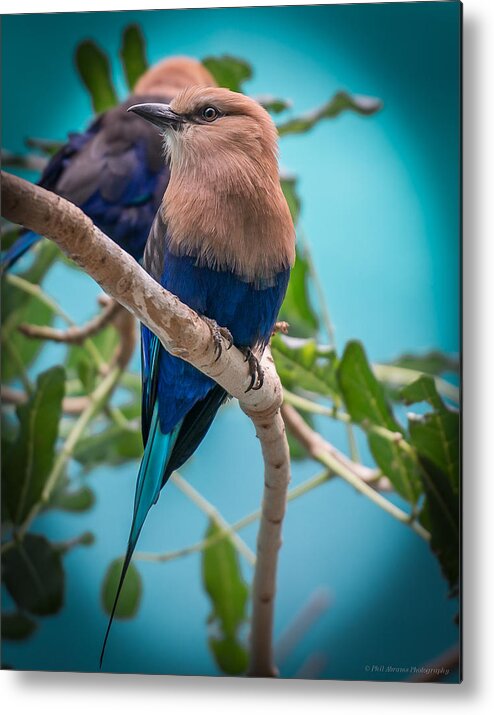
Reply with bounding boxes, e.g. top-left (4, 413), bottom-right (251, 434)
top-left (202, 316), bottom-right (233, 362)
top-left (241, 348), bottom-right (264, 392)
